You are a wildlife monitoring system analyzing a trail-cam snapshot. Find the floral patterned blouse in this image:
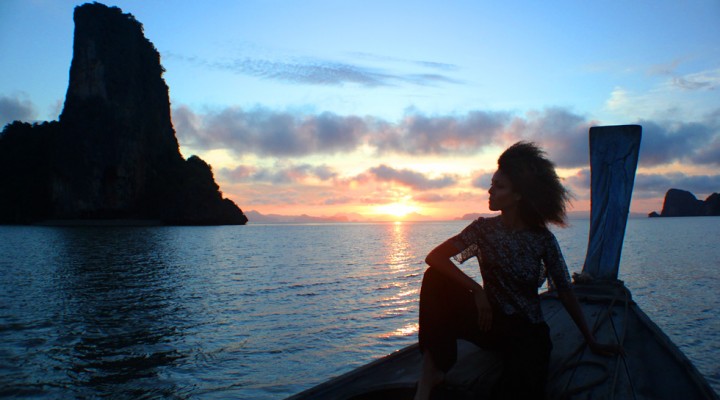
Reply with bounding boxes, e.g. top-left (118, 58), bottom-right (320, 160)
top-left (452, 216), bottom-right (572, 324)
